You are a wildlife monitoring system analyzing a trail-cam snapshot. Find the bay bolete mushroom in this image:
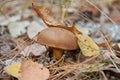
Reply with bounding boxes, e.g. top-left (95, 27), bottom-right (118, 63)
top-left (37, 27), bottom-right (78, 59)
